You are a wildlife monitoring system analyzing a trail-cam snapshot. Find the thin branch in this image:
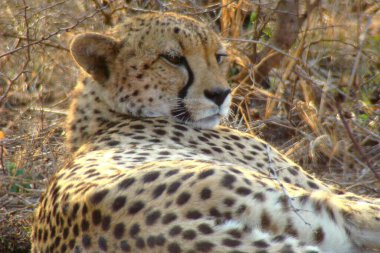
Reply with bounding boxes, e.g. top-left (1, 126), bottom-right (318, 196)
top-left (0, 142), bottom-right (4, 174)
top-left (0, 60), bottom-right (28, 105)
top-left (225, 38), bottom-right (303, 63)
top-left (22, 0), bottom-right (31, 62)
top-left (1, 33), bottom-right (69, 51)
top-left (265, 144), bottom-right (312, 226)
top-left (335, 100), bottom-right (380, 181)
top-left (0, 5), bottom-right (108, 59)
